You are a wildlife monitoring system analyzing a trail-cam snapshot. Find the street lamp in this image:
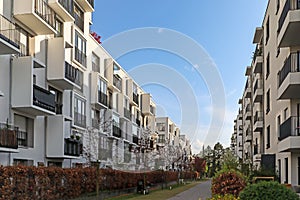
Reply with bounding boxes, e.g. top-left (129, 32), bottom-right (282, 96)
top-left (0, 91), bottom-right (4, 97)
